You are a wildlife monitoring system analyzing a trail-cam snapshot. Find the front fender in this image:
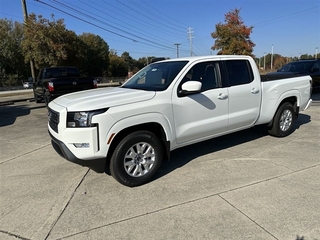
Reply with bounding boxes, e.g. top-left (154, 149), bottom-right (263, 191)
top-left (105, 112), bottom-right (174, 149)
